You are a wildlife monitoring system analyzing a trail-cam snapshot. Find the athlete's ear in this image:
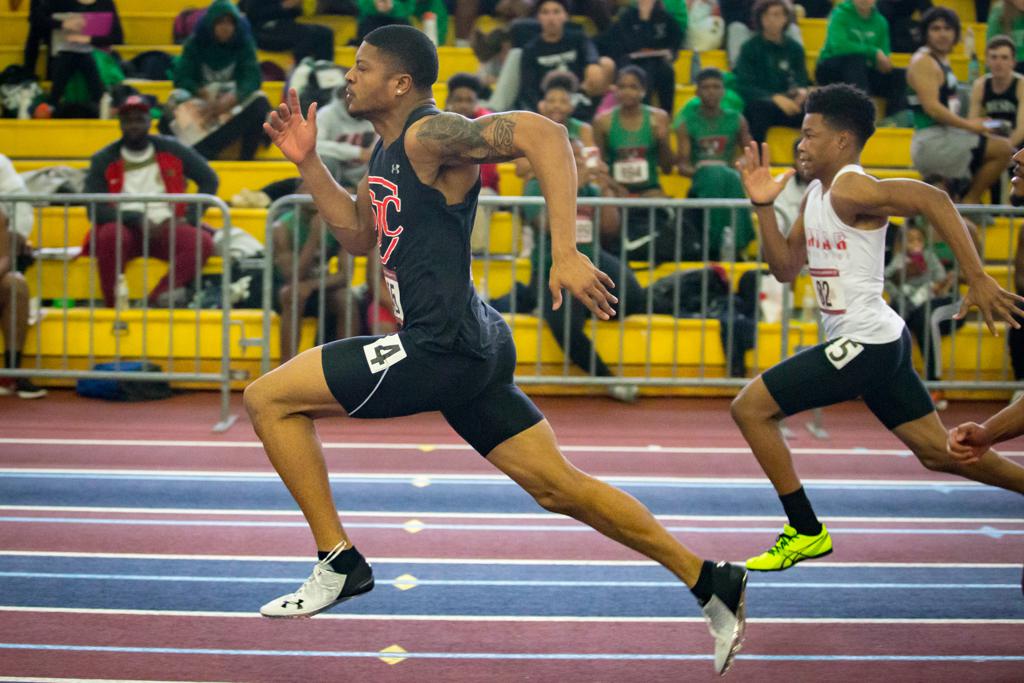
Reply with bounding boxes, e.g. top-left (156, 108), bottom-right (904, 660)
top-left (394, 73), bottom-right (413, 97)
